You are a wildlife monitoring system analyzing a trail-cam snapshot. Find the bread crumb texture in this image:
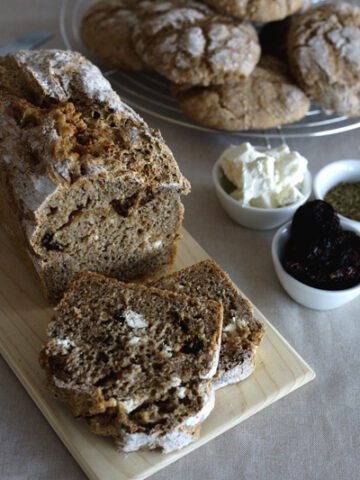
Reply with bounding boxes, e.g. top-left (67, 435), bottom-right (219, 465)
top-left (0, 49), bottom-right (190, 303)
top-left (40, 273), bottom-right (222, 452)
top-left (151, 259), bottom-right (265, 389)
